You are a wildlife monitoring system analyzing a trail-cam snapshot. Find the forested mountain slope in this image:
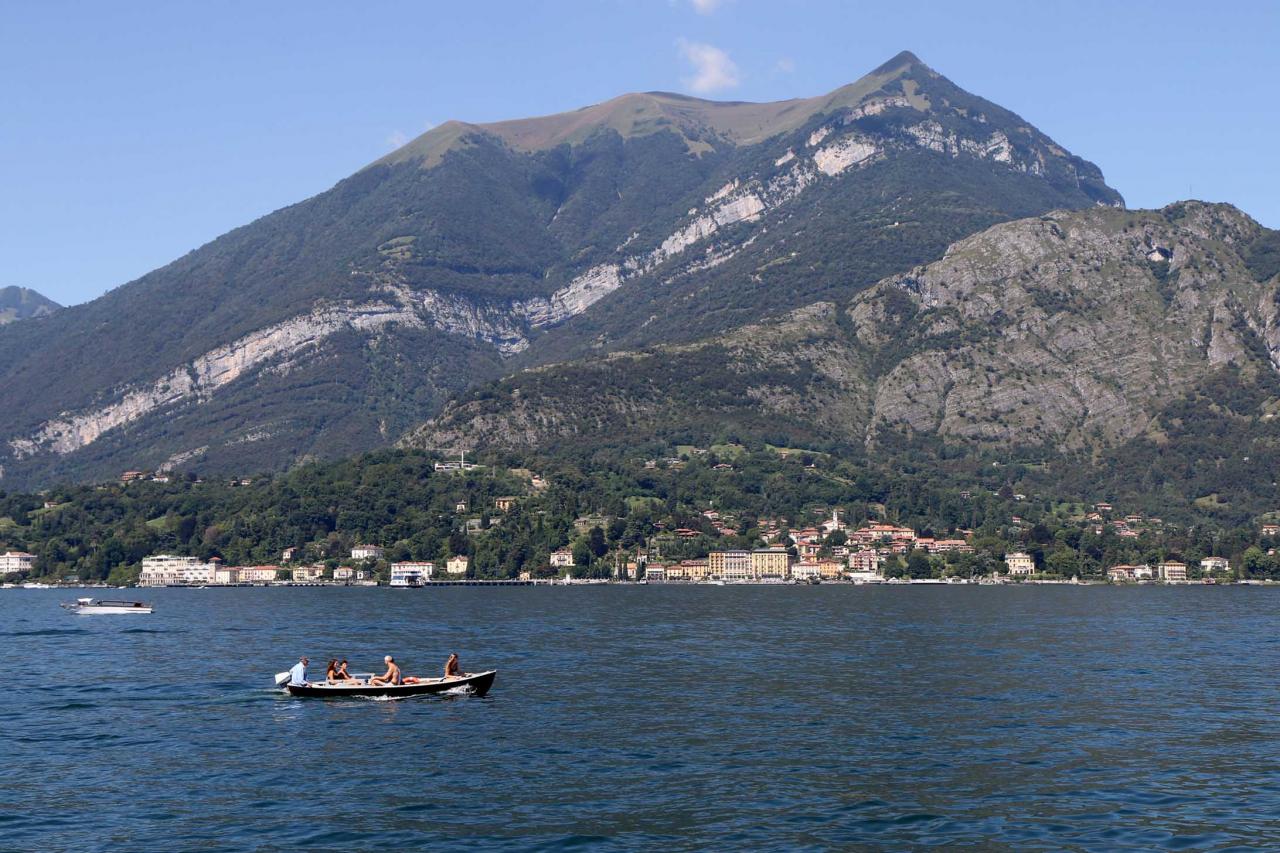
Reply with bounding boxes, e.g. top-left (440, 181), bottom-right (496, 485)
top-left (408, 202), bottom-right (1280, 518)
top-left (0, 51), bottom-right (1119, 488)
